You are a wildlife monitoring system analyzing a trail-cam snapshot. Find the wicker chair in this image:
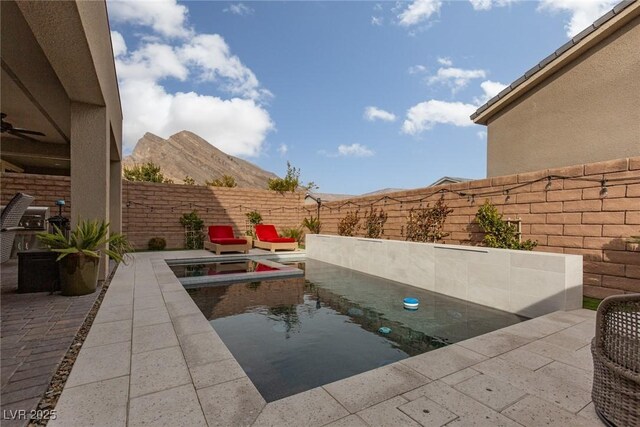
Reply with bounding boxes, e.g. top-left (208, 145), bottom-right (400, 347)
top-left (0, 192), bottom-right (35, 263)
top-left (591, 293), bottom-right (640, 427)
